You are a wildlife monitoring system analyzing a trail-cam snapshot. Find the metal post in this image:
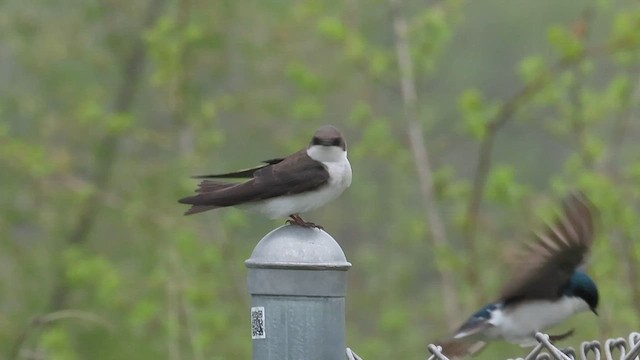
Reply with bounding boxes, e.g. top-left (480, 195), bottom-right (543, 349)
top-left (246, 225), bottom-right (352, 360)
